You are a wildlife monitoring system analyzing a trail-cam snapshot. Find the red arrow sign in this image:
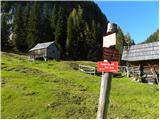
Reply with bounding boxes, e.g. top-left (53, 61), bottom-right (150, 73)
top-left (97, 61), bottom-right (118, 73)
